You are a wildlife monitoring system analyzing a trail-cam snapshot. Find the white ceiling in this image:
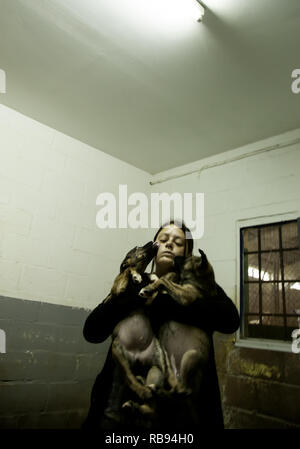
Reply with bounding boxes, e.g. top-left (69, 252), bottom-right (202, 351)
top-left (0, 0), bottom-right (300, 174)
